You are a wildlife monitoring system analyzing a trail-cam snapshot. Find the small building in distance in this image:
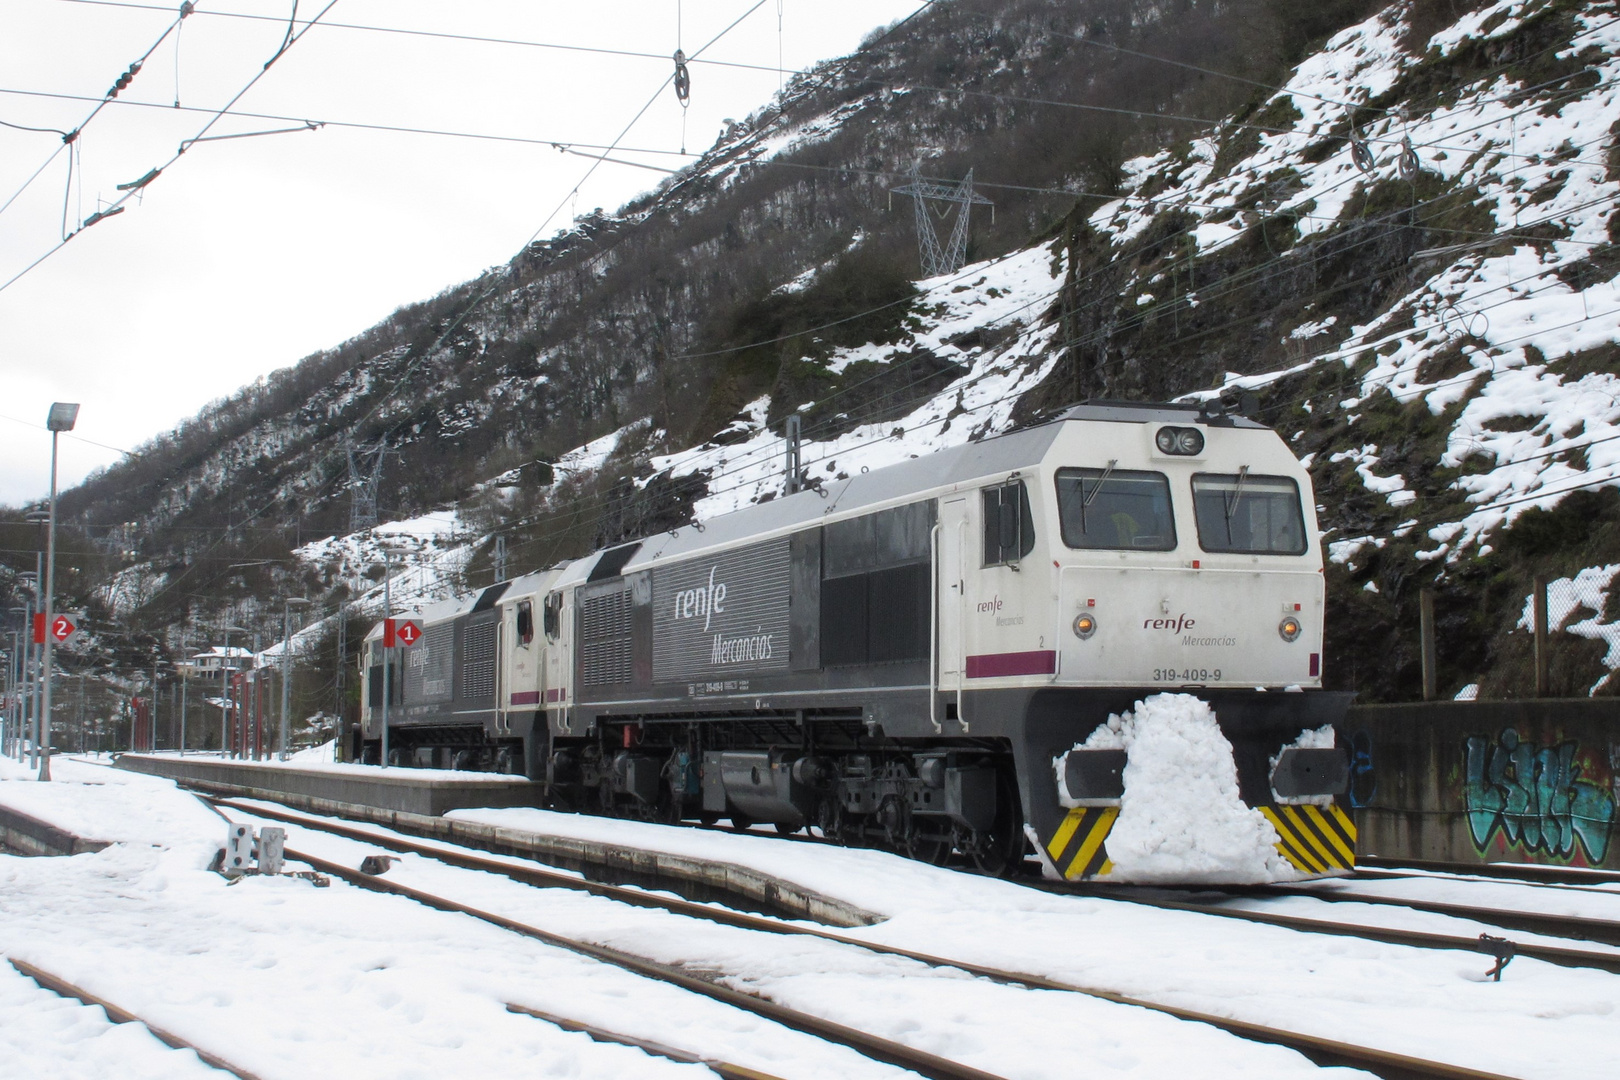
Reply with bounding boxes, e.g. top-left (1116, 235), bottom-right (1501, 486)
top-left (177, 646), bottom-right (254, 679)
